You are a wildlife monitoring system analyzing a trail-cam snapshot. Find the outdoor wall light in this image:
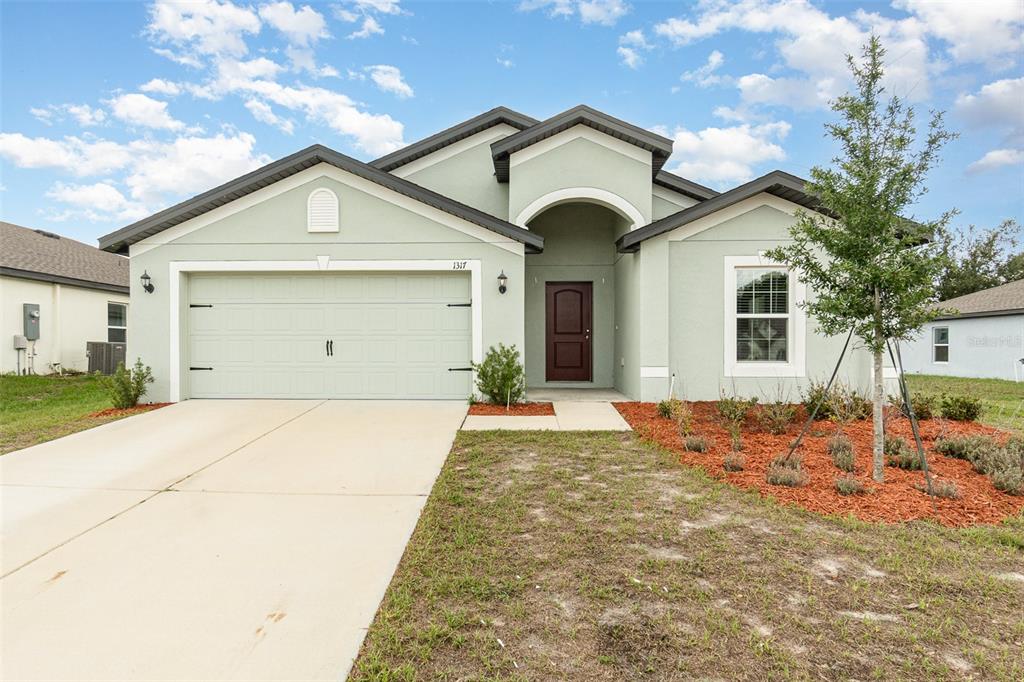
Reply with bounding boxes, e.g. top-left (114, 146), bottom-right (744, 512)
top-left (497, 270), bottom-right (508, 294)
top-left (140, 270), bottom-right (155, 294)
